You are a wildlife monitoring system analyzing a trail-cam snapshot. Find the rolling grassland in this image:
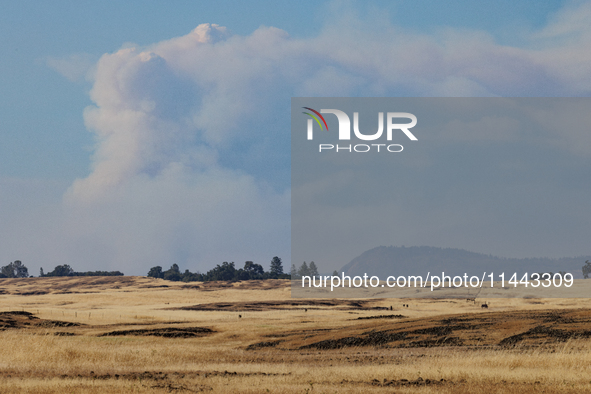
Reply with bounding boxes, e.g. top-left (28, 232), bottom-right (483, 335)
top-left (1, 276), bottom-right (591, 393)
